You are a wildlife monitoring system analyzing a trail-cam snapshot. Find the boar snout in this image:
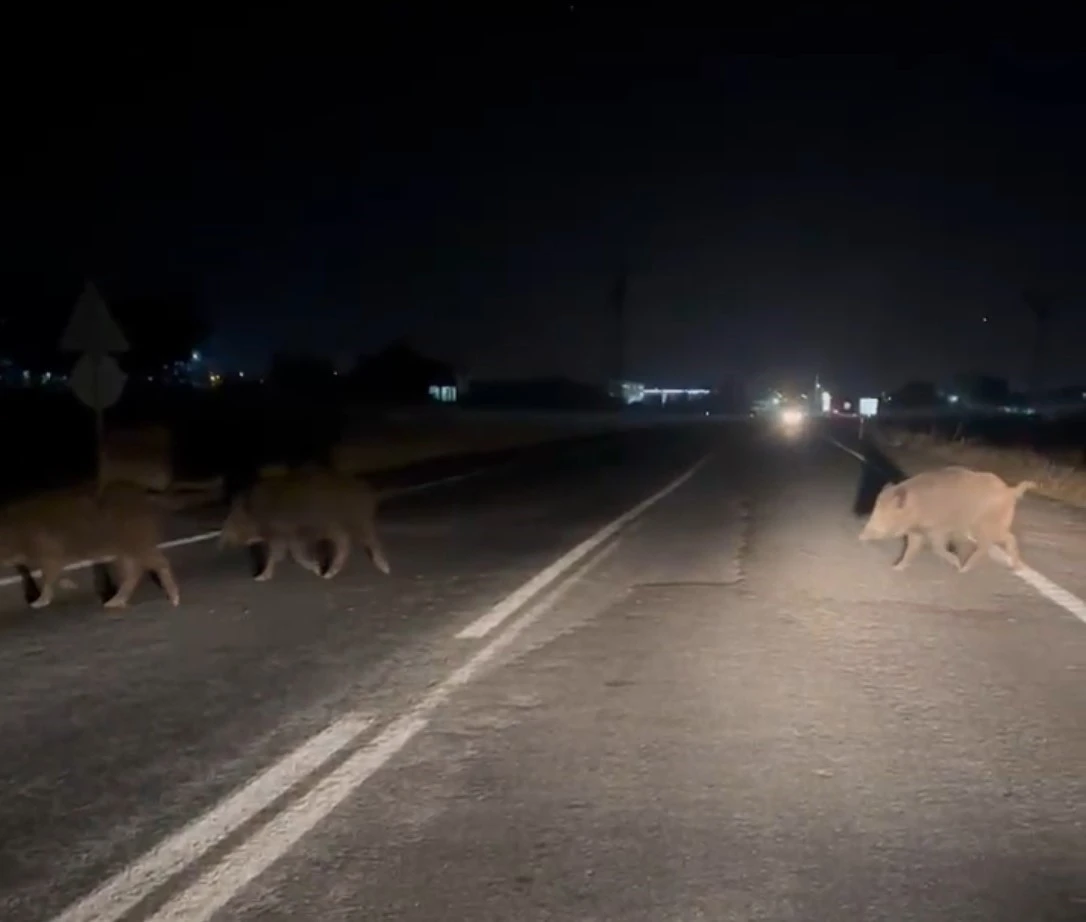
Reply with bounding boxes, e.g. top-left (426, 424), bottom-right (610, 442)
top-left (859, 516), bottom-right (888, 541)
